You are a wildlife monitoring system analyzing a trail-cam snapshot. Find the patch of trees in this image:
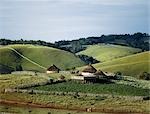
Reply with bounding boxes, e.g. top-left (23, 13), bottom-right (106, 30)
top-left (77, 54), bottom-right (100, 64)
top-left (0, 38), bottom-right (73, 52)
top-left (0, 39), bottom-right (55, 47)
